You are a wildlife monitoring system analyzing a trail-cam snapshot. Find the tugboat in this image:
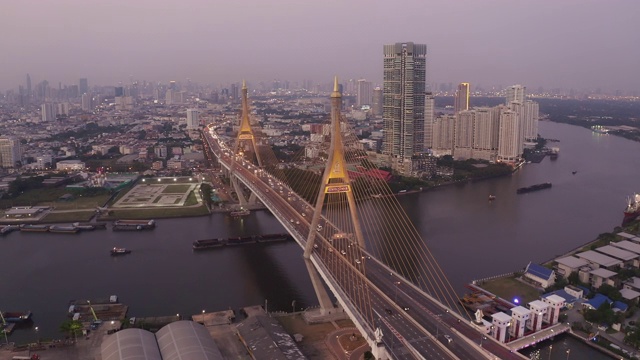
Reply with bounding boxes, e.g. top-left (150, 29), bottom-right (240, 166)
top-left (488, 195), bottom-right (496, 201)
top-left (572, 171), bottom-right (578, 175)
top-left (110, 247), bottom-right (131, 256)
top-left (623, 194), bottom-right (640, 225)
top-left (1, 311), bottom-right (33, 323)
top-left (517, 182), bottom-right (553, 194)
top-left (229, 208), bottom-right (250, 217)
